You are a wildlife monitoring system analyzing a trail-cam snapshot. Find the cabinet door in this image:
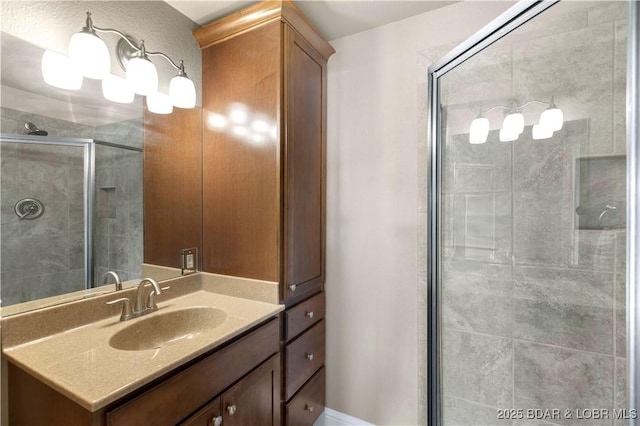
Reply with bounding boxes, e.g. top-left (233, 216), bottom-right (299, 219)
top-left (220, 354), bottom-right (281, 426)
top-left (284, 26), bottom-right (326, 302)
top-left (181, 398), bottom-right (221, 426)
